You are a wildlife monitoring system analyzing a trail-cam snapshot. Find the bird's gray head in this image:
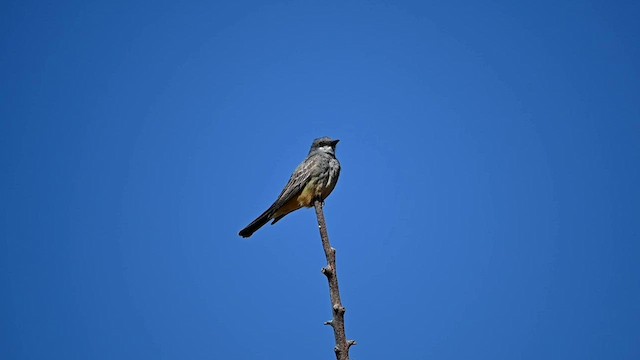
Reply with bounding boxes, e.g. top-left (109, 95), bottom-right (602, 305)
top-left (310, 137), bottom-right (339, 155)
